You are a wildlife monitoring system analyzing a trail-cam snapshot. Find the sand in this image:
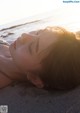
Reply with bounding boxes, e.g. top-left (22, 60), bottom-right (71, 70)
top-left (0, 83), bottom-right (80, 113)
